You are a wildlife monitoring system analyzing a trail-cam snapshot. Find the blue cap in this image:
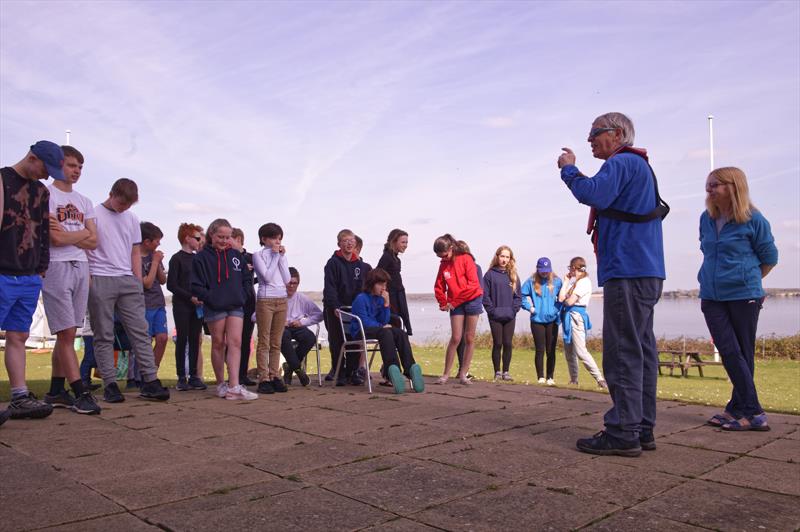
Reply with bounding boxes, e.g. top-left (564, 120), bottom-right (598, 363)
top-left (536, 257), bottom-right (552, 273)
top-left (30, 141), bottom-right (65, 181)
